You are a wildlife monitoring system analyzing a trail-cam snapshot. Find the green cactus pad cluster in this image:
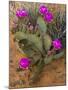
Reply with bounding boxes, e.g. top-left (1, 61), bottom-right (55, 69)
top-left (12, 4), bottom-right (66, 83)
